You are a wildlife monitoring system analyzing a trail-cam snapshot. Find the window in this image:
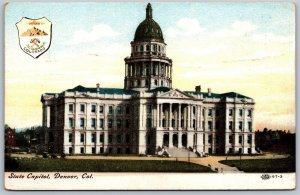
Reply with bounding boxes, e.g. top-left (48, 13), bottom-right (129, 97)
top-left (69, 104), bottom-right (73, 112)
top-left (117, 134), bottom-right (122, 143)
top-left (239, 121), bottom-right (243, 130)
top-left (239, 109), bottom-right (243, 117)
top-left (239, 135), bottom-right (242, 144)
top-left (208, 121), bottom-right (212, 130)
top-left (172, 119), bottom-right (176, 128)
top-left (108, 119), bottom-right (113, 128)
top-left (137, 80), bottom-right (141, 86)
top-left (100, 147), bottom-right (104, 154)
top-left (108, 134), bottom-right (112, 143)
top-left (92, 147), bottom-right (96, 154)
top-left (80, 118), bottom-right (85, 128)
top-left (91, 118), bottom-right (96, 128)
top-left (146, 118), bottom-right (152, 128)
top-left (117, 148), bottom-right (121, 154)
top-left (125, 119), bottom-right (130, 128)
top-left (80, 147), bottom-right (84, 154)
top-left (208, 135), bottom-right (212, 144)
top-left (69, 147), bottom-right (73, 154)
top-left (192, 119), bottom-right (196, 128)
top-left (99, 105), bottom-right (104, 113)
top-left (228, 148), bottom-right (233, 154)
top-left (126, 106), bottom-right (130, 114)
top-left (229, 109), bottom-right (233, 116)
top-left (100, 133), bottom-right (104, 143)
top-left (80, 133), bottom-right (84, 143)
top-left (248, 135), bottom-right (252, 144)
top-left (193, 107), bottom-right (196, 114)
top-left (216, 136), bottom-right (219, 144)
top-left (126, 134), bottom-right (130, 143)
top-left (202, 121), bottom-right (205, 129)
top-left (216, 109), bottom-right (220, 116)
top-left (108, 106), bottom-right (113, 114)
top-left (69, 117), bottom-right (74, 128)
top-left (80, 104), bottom-right (85, 112)
top-left (68, 133), bottom-right (72, 142)
top-left (248, 121), bottom-right (252, 131)
top-left (99, 119), bottom-right (104, 128)
top-left (91, 105), bottom-right (96, 113)
top-left (239, 148), bottom-right (242, 154)
top-left (161, 80), bottom-right (163, 86)
top-left (155, 80), bottom-right (158, 85)
top-left (116, 106), bottom-right (122, 115)
top-left (146, 105), bottom-right (152, 114)
top-left (229, 135), bottom-right (233, 144)
top-left (117, 119), bottom-right (122, 128)
top-left (208, 109), bottom-right (212, 116)
top-left (108, 147), bottom-right (113, 154)
top-left (91, 133), bottom-right (96, 143)
top-left (248, 109), bottom-right (252, 117)
top-left (146, 45), bottom-right (150, 51)
top-left (140, 45), bottom-right (143, 52)
top-left (229, 121), bottom-right (233, 130)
